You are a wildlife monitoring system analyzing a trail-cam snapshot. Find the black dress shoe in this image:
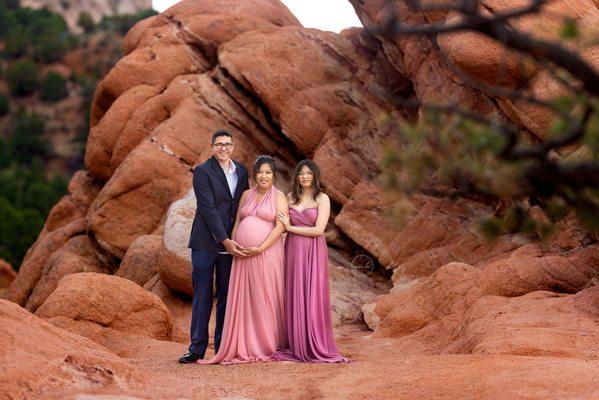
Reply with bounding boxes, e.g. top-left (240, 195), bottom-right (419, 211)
top-left (178, 352), bottom-right (203, 363)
